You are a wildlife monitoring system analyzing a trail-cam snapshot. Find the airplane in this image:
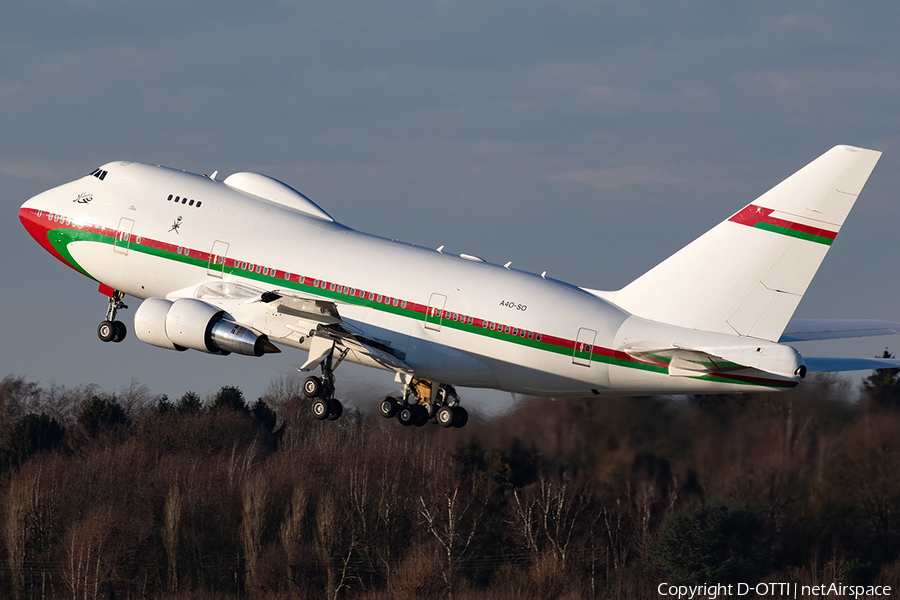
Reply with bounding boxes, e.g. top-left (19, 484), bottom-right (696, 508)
top-left (19, 145), bottom-right (900, 428)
